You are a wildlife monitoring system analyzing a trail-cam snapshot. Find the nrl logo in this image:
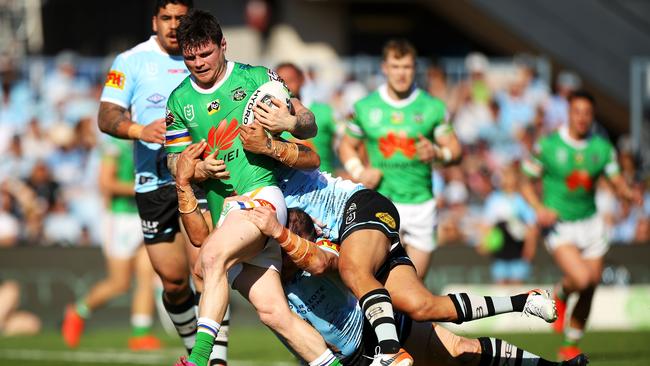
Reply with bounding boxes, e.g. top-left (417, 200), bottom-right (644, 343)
top-left (231, 87), bottom-right (247, 102)
top-left (207, 99), bottom-right (220, 115)
top-left (184, 104), bottom-right (195, 121)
